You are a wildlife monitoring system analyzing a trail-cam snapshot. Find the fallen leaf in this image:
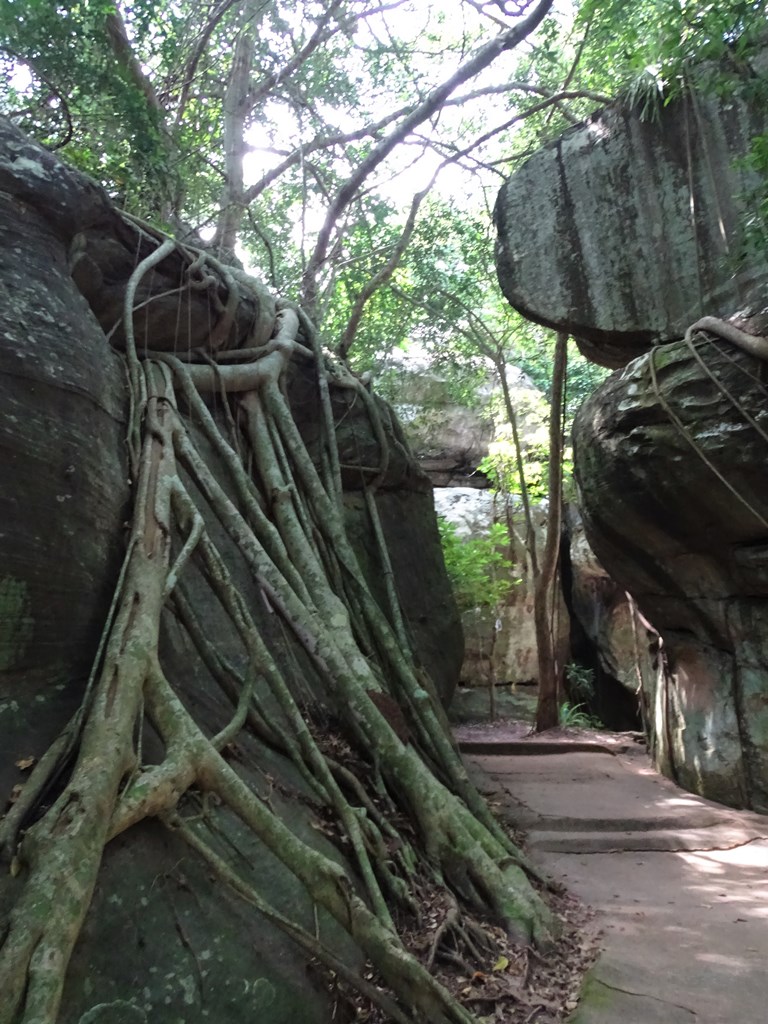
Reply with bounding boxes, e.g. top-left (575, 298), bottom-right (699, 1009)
top-left (15, 756), bottom-right (36, 771)
top-left (492, 955), bottom-right (509, 972)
